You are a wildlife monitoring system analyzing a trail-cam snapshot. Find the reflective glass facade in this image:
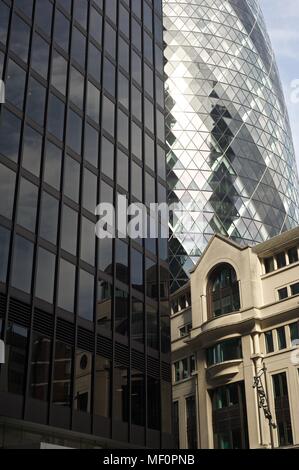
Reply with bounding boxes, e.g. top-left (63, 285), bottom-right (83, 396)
top-left (0, 0), bottom-right (172, 448)
top-left (164, 0), bottom-right (299, 290)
